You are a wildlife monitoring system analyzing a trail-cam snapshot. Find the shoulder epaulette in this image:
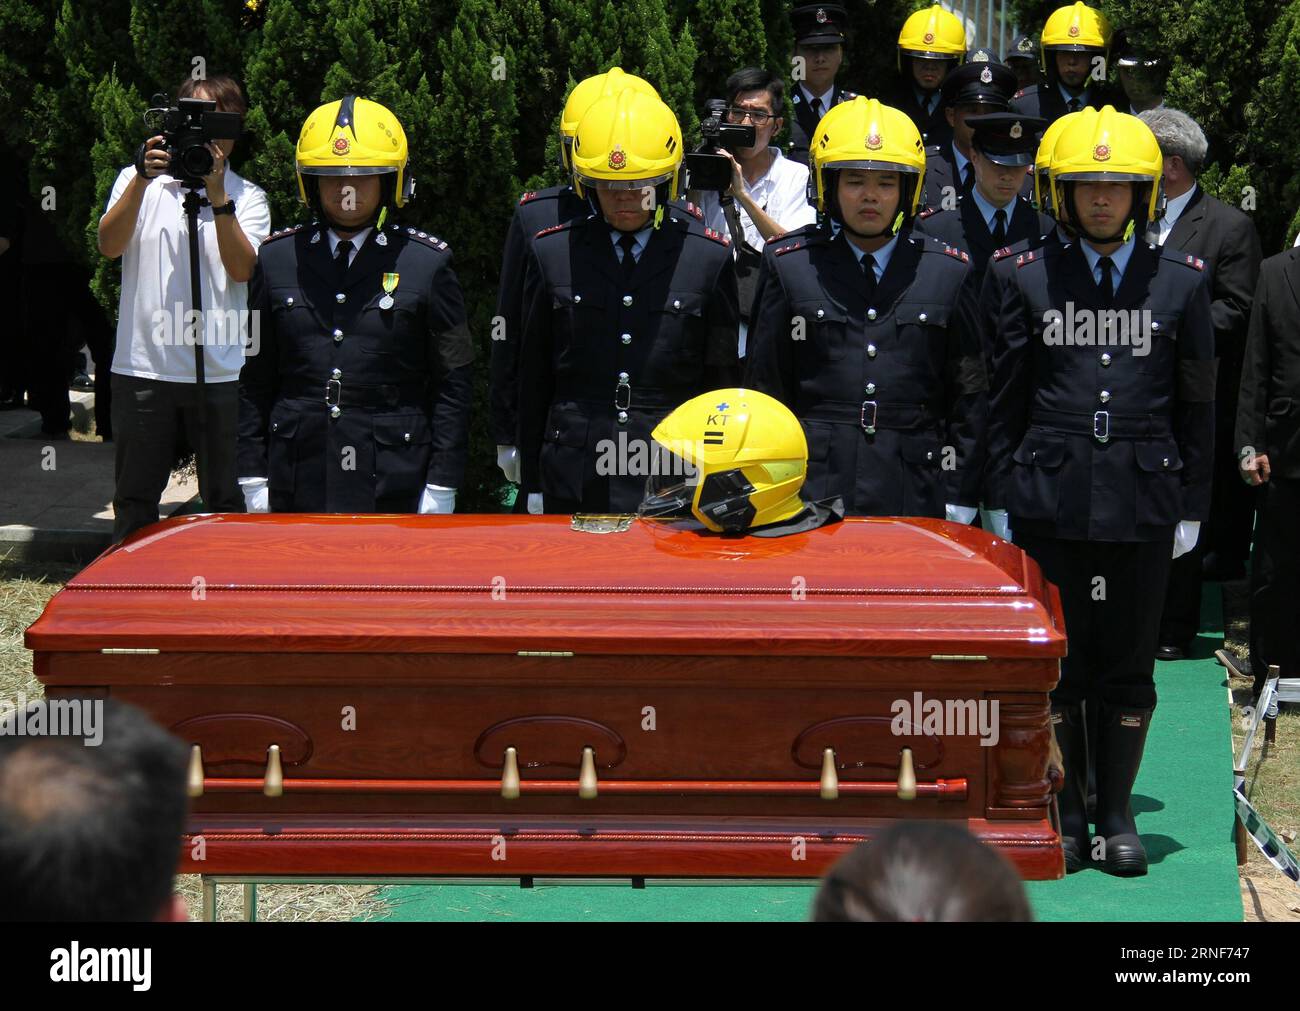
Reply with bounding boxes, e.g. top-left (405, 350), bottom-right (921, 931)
top-left (1181, 252), bottom-right (1205, 271)
top-left (940, 243), bottom-right (970, 262)
top-left (918, 206), bottom-right (939, 219)
top-left (534, 222), bottom-right (571, 240)
top-left (701, 226), bottom-right (730, 247)
top-left (1016, 248), bottom-right (1040, 268)
top-left (992, 246), bottom-right (1014, 260)
top-left (402, 227), bottom-right (450, 251)
top-left (773, 238), bottom-right (808, 256)
top-left (1013, 88), bottom-right (1027, 99)
top-left (263, 223), bottom-right (305, 244)
top-left (518, 190), bottom-right (538, 204)
top-left (683, 200), bottom-right (704, 221)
